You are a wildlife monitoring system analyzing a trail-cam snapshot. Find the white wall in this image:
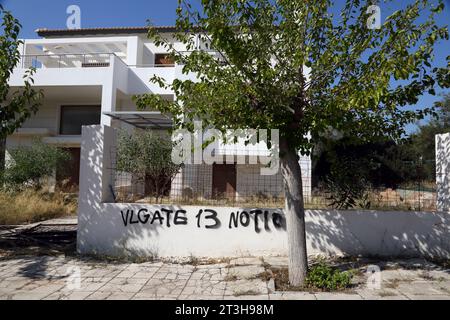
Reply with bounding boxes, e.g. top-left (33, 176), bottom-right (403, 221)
top-left (78, 125), bottom-right (450, 259)
top-left (436, 133), bottom-right (450, 212)
top-left (79, 203), bottom-right (450, 259)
